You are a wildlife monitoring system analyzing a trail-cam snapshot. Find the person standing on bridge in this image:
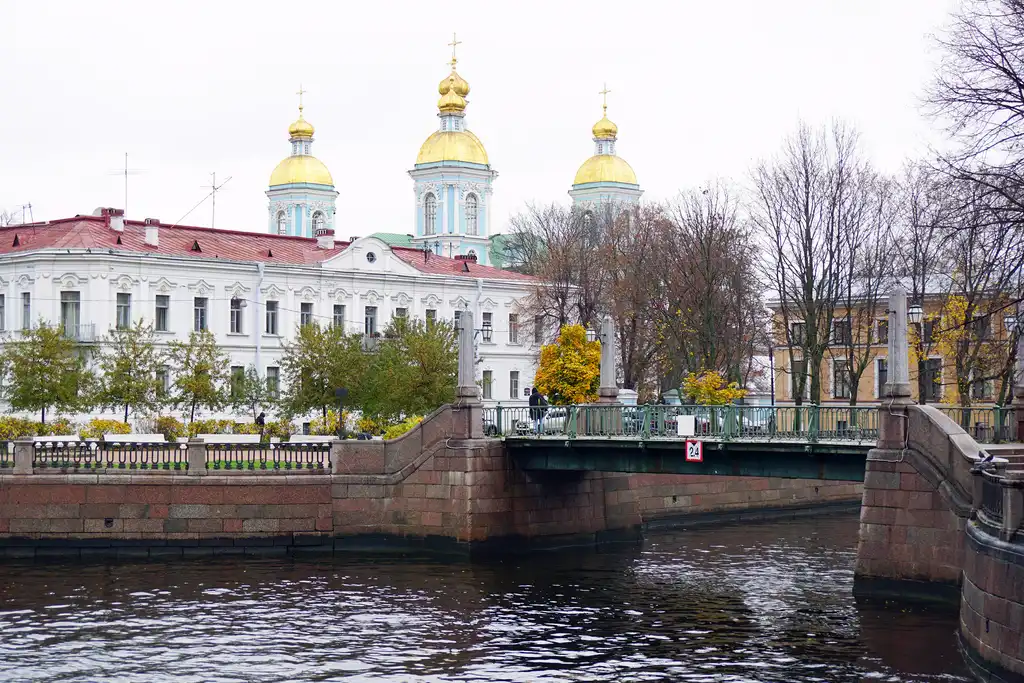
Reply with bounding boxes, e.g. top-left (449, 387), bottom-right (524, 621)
top-left (529, 388), bottom-right (548, 435)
